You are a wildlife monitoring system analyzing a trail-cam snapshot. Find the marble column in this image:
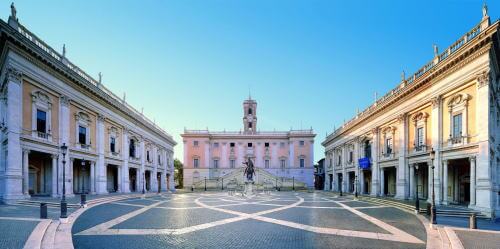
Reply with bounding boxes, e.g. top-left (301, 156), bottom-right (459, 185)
top-left (90, 161), bottom-right (95, 194)
top-left (380, 168), bottom-right (385, 196)
top-left (409, 164), bottom-right (415, 199)
top-left (22, 149), bottom-right (30, 196)
top-left (51, 154), bottom-right (58, 197)
top-left (428, 163), bottom-right (432, 202)
top-left (68, 158), bottom-right (74, 195)
top-left (117, 166), bottom-right (121, 193)
top-left (140, 139), bottom-right (145, 191)
top-left (442, 160), bottom-right (448, 205)
top-left (470, 156), bottom-right (476, 206)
